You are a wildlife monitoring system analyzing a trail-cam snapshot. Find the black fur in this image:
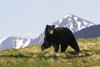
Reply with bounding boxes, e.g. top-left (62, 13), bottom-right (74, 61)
top-left (41, 25), bottom-right (80, 53)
